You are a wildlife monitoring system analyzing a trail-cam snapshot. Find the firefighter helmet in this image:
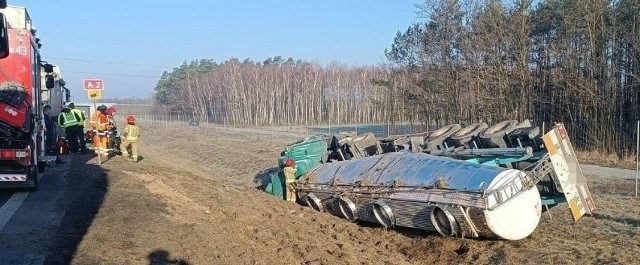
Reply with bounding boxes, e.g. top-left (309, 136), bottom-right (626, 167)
top-left (126, 115), bottom-right (135, 124)
top-left (107, 106), bottom-right (116, 115)
top-left (284, 158), bottom-right (295, 167)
